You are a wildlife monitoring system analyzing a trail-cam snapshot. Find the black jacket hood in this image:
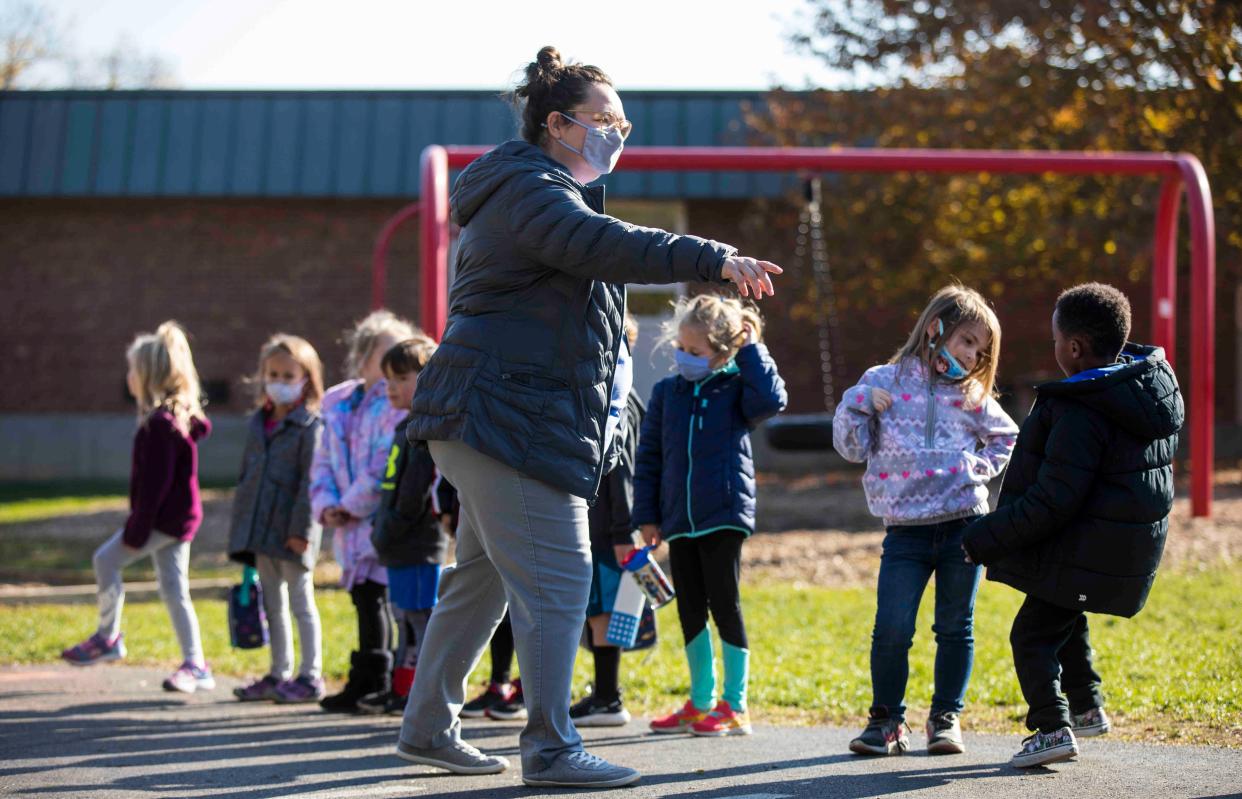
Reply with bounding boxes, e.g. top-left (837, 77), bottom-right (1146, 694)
top-left (1036, 343), bottom-right (1183, 442)
top-left (451, 140), bottom-right (583, 227)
